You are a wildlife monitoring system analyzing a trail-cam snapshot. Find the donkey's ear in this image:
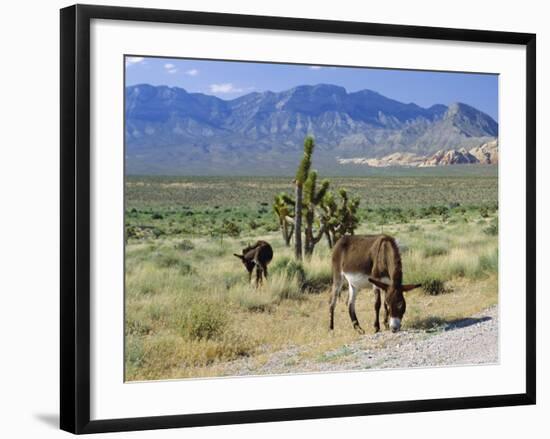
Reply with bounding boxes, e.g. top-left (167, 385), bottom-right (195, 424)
top-left (402, 283), bottom-right (422, 292)
top-left (233, 253), bottom-right (244, 259)
top-left (368, 278), bottom-right (389, 290)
